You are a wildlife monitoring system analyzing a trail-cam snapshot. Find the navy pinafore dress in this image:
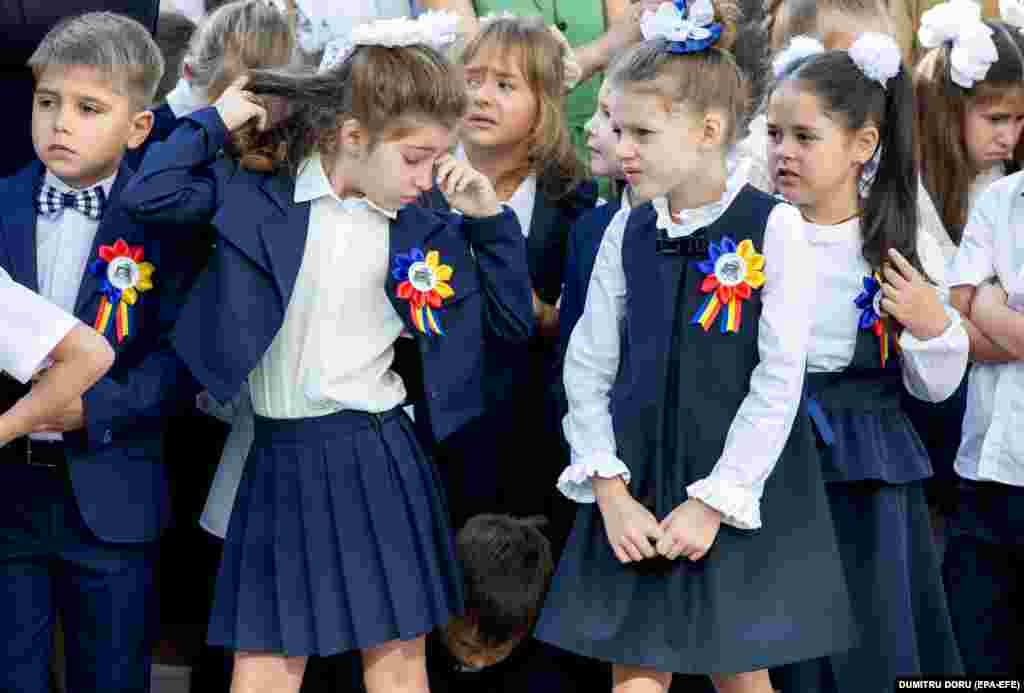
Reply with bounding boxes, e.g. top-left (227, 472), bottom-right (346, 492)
top-left (535, 187), bottom-right (856, 675)
top-left (772, 288), bottom-right (964, 690)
